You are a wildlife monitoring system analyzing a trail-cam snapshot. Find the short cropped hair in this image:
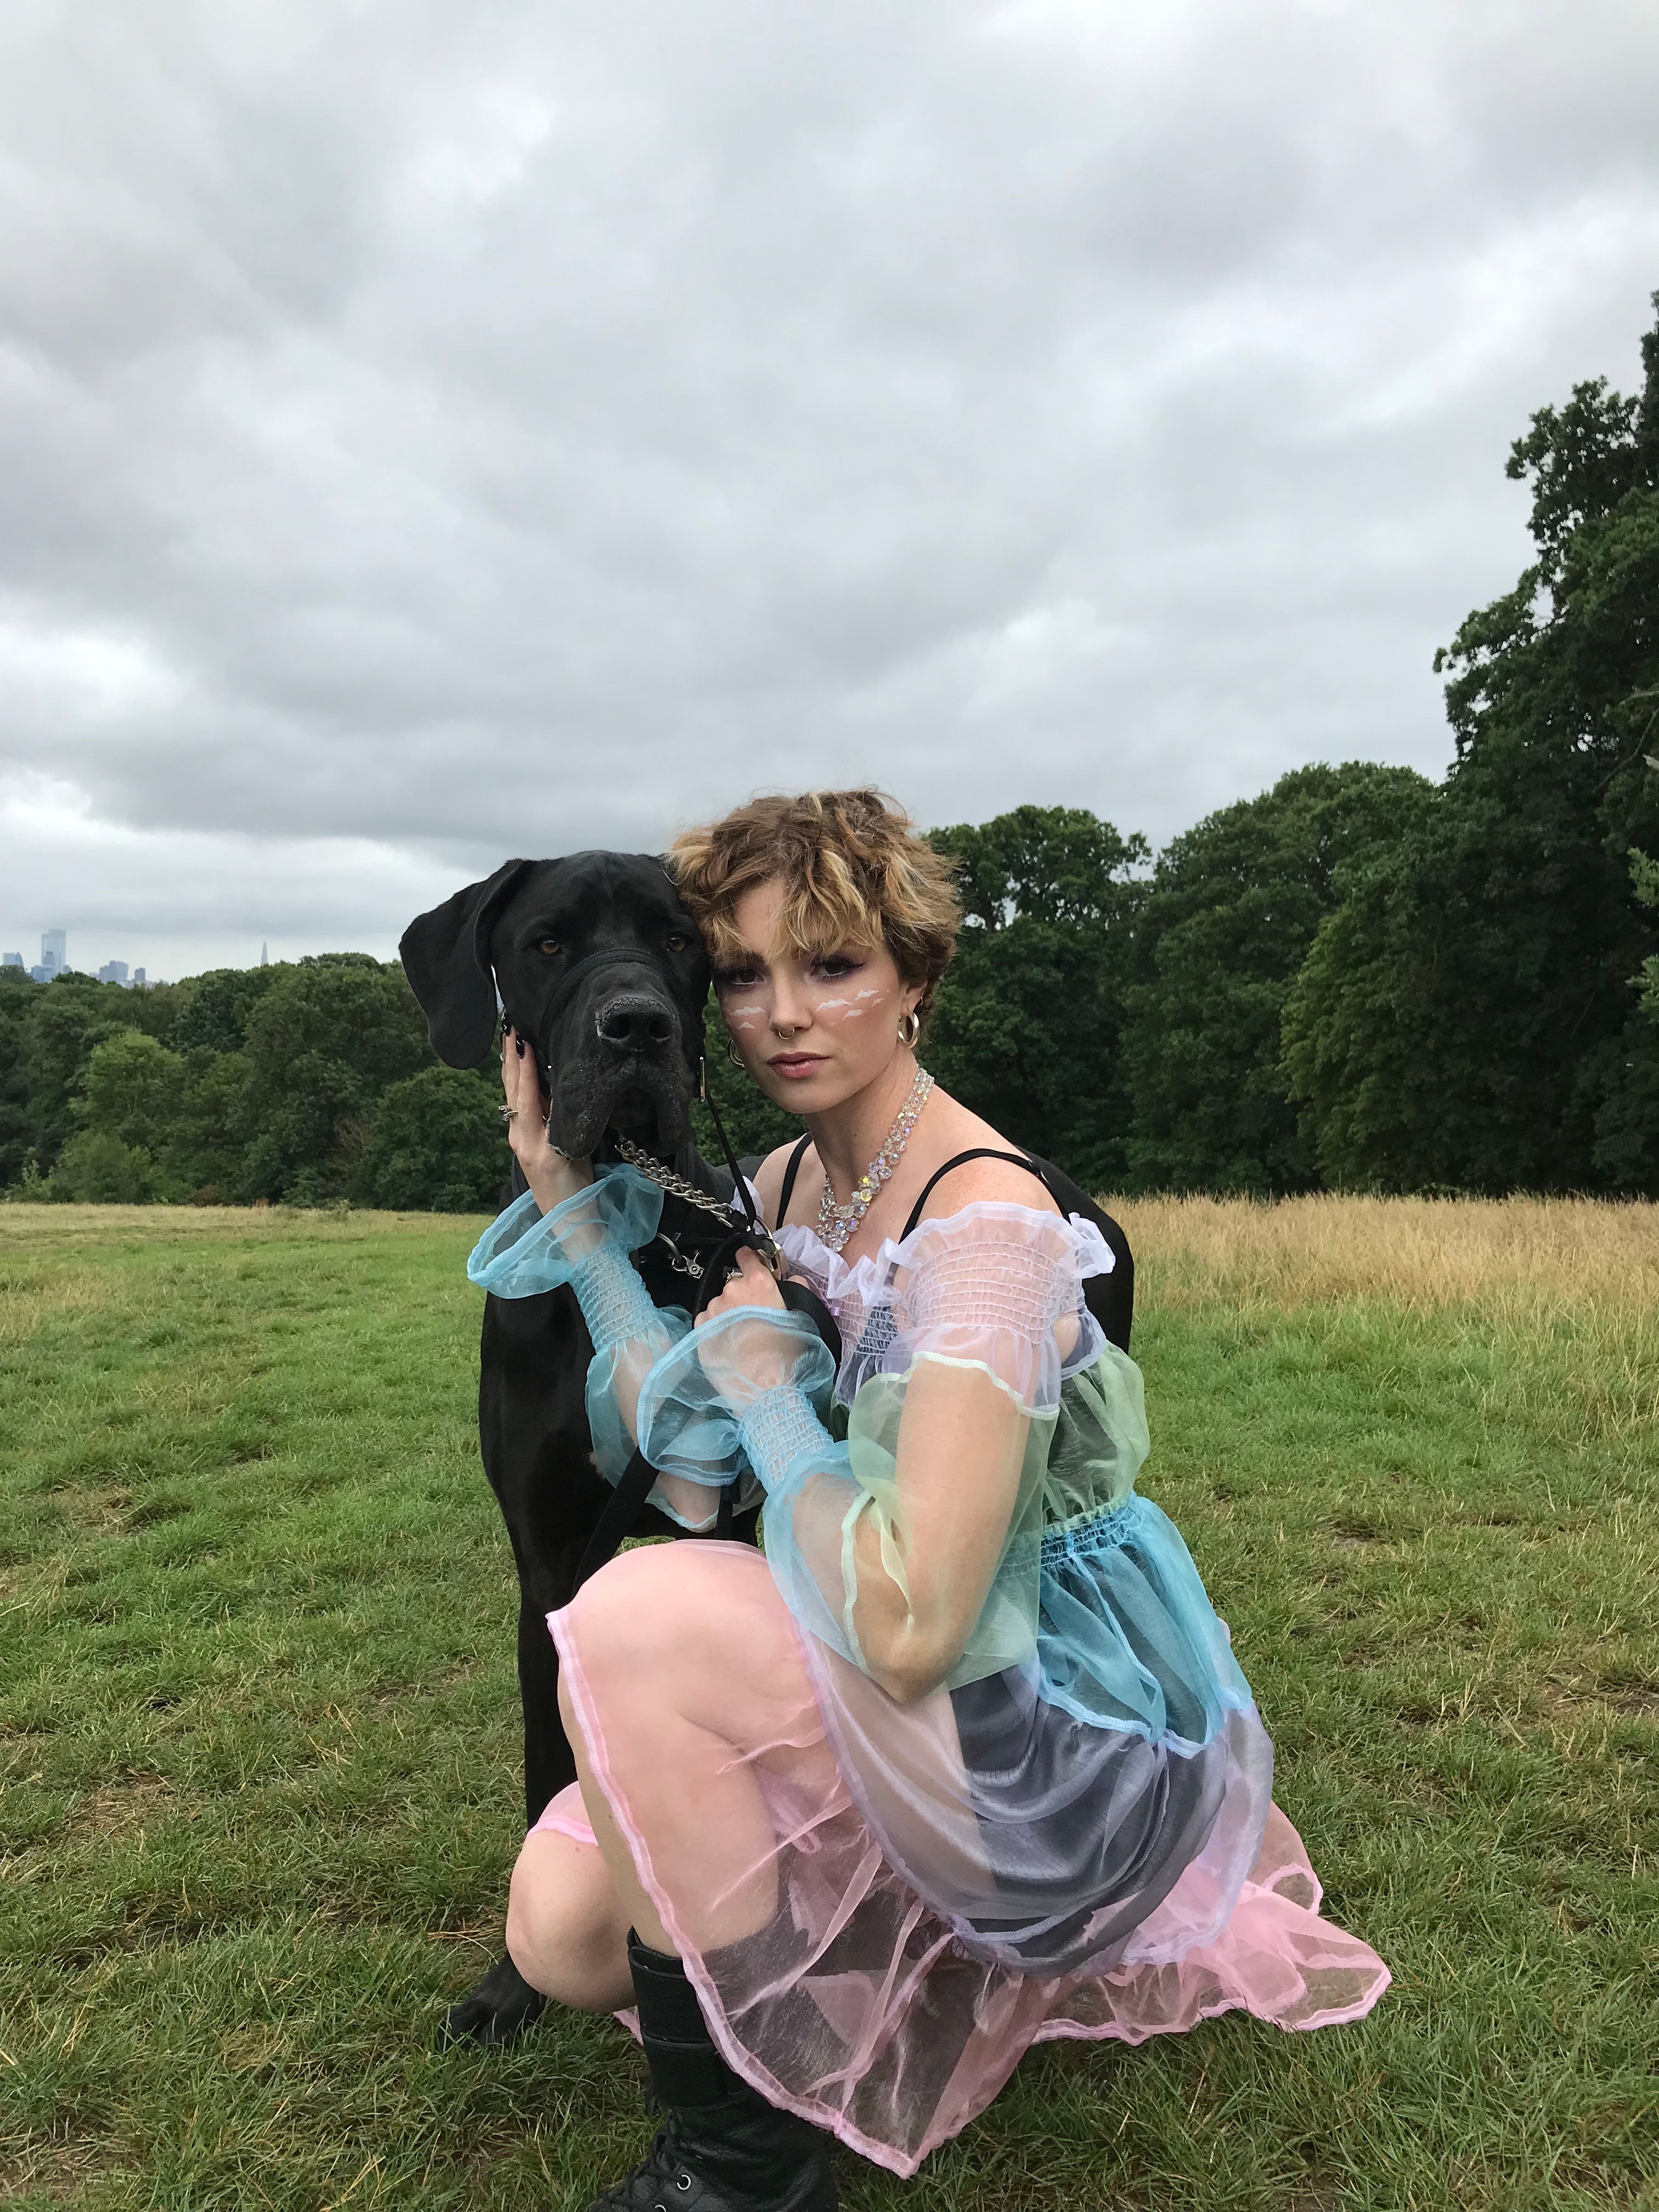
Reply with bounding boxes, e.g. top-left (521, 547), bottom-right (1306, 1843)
top-left (668, 789), bottom-right (961, 1015)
